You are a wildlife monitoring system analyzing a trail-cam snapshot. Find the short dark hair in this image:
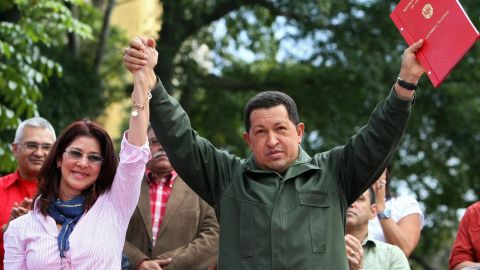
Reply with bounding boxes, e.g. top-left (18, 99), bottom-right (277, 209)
top-left (244, 91), bottom-right (300, 132)
top-left (368, 187), bottom-right (376, 205)
top-left (36, 120), bottom-right (118, 215)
